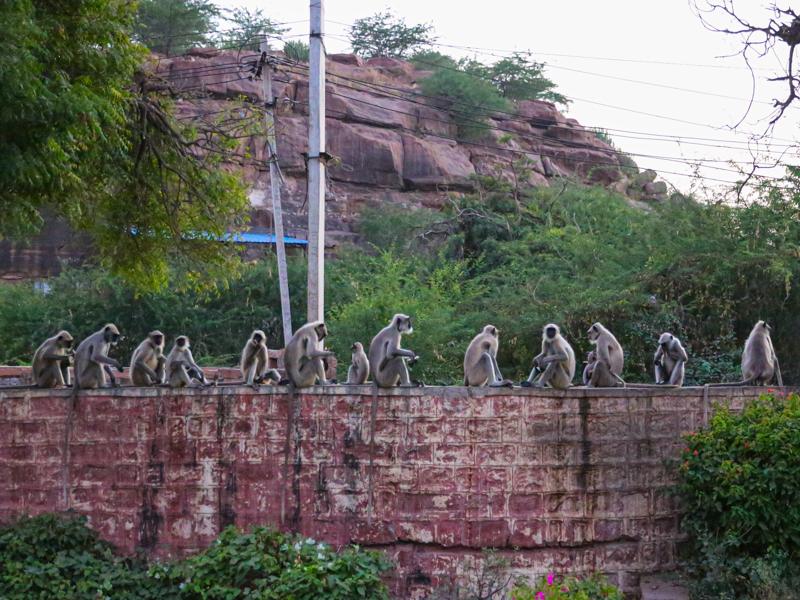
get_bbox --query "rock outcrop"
[157,48,666,247]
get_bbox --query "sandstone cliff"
[160,48,662,247]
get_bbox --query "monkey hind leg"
[521,365,542,387]
[484,353,514,388]
[375,357,409,388]
[668,362,685,386]
[654,363,666,385]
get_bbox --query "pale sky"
[217,0,799,195]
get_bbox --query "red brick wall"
[0,385,761,596]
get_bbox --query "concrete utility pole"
[260,35,293,346]
[306,0,327,322]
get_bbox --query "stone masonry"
[0,385,767,596]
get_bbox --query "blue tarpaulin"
[223,232,308,246]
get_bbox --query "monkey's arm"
[653,346,664,365]
[674,345,688,363]
[531,351,545,367]
[539,352,568,365]
[40,351,68,361]
[134,358,160,382]
[90,346,122,370]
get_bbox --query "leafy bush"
[677,393,800,598]
[511,572,624,599]
[349,10,435,59]
[214,7,287,52]
[284,40,310,62]
[0,513,154,600]
[0,514,391,600]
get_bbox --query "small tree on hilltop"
[215,7,288,52]
[133,0,218,55]
[471,52,568,105]
[349,10,436,59]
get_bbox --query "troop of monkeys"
[30,315,783,391]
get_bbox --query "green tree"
[216,7,288,52]
[349,10,436,59]
[414,54,509,138]
[133,0,218,56]
[469,52,567,105]
[0,0,254,292]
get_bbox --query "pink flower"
[536,593,545,600]
[547,572,555,585]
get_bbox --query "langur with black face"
[130,331,166,386]
[368,314,420,388]
[586,322,625,388]
[523,323,575,390]
[165,335,209,388]
[284,321,335,388]
[654,332,688,386]
[73,324,124,389]
[346,342,370,385]
[32,330,74,388]
[463,325,513,387]
[240,329,281,387]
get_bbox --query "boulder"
[329,53,363,67]
[643,181,668,196]
[327,120,404,188]
[401,134,475,190]
[516,100,561,128]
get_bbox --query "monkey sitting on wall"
[32,330,74,388]
[284,321,335,388]
[463,325,513,387]
[165,336,209,388]
[368,314,421,388]
[709,320,782,386]
[346,342,370,385]
[654,332,688,386]
[241,329,281,387]
[130,331,166,386]
[522,323,575,390]
[73,324,124,389]
[586,322,625,388]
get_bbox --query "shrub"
[677,393,800,597]
[284,39,310,62]
[511,572,624,599]
[349,10,435,59]
[0,514,392,600]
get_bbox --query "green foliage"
[215,8,288,52]
[0,515,391,600]
[349,10,436,59]
[416,58,510,138]
[133,0,218,55]
[157,526,391,599]
[327,250,484,384]
[284,40,310,63]
[677,394,800,597]
[0,0,142,239]
[0,255,309,366]
[413,51,566,138]
[0,513,155,600]
[1,0,254,292]
[512,572,624,599]
[465,52,567,105]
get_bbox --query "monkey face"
[57,332,74,348]
[658,332,673,347]
[484,325,498,337]
[176,336,188,348]
[252,333,263,345]
[544,324,559,340]
[351,342,360,352]
[587,324,600,341]
[150,331,164,347]
[586,350,596,363]
[316,323,328,341]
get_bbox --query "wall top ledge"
[0,383,793,400]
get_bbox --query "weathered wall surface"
[0,385,759,596]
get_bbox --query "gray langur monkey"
[710,320,782,386]
[522,323,575,389]
[654,332,688,386]
[130,331,166,386]
[581,350,597,386]
[586,322,625,388]
[32,330,74,388]
[284,321,334,388]
[241,329,281,387]
[463,325,513,387]
[346,342,370,385]
[368,314,421,388]
[165,335,209,388]
[73,324,124,389]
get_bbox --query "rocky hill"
[159,48,665,247]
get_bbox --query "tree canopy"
[349,10,436,59]
[132,0,218,56]
[0,0,254,292]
